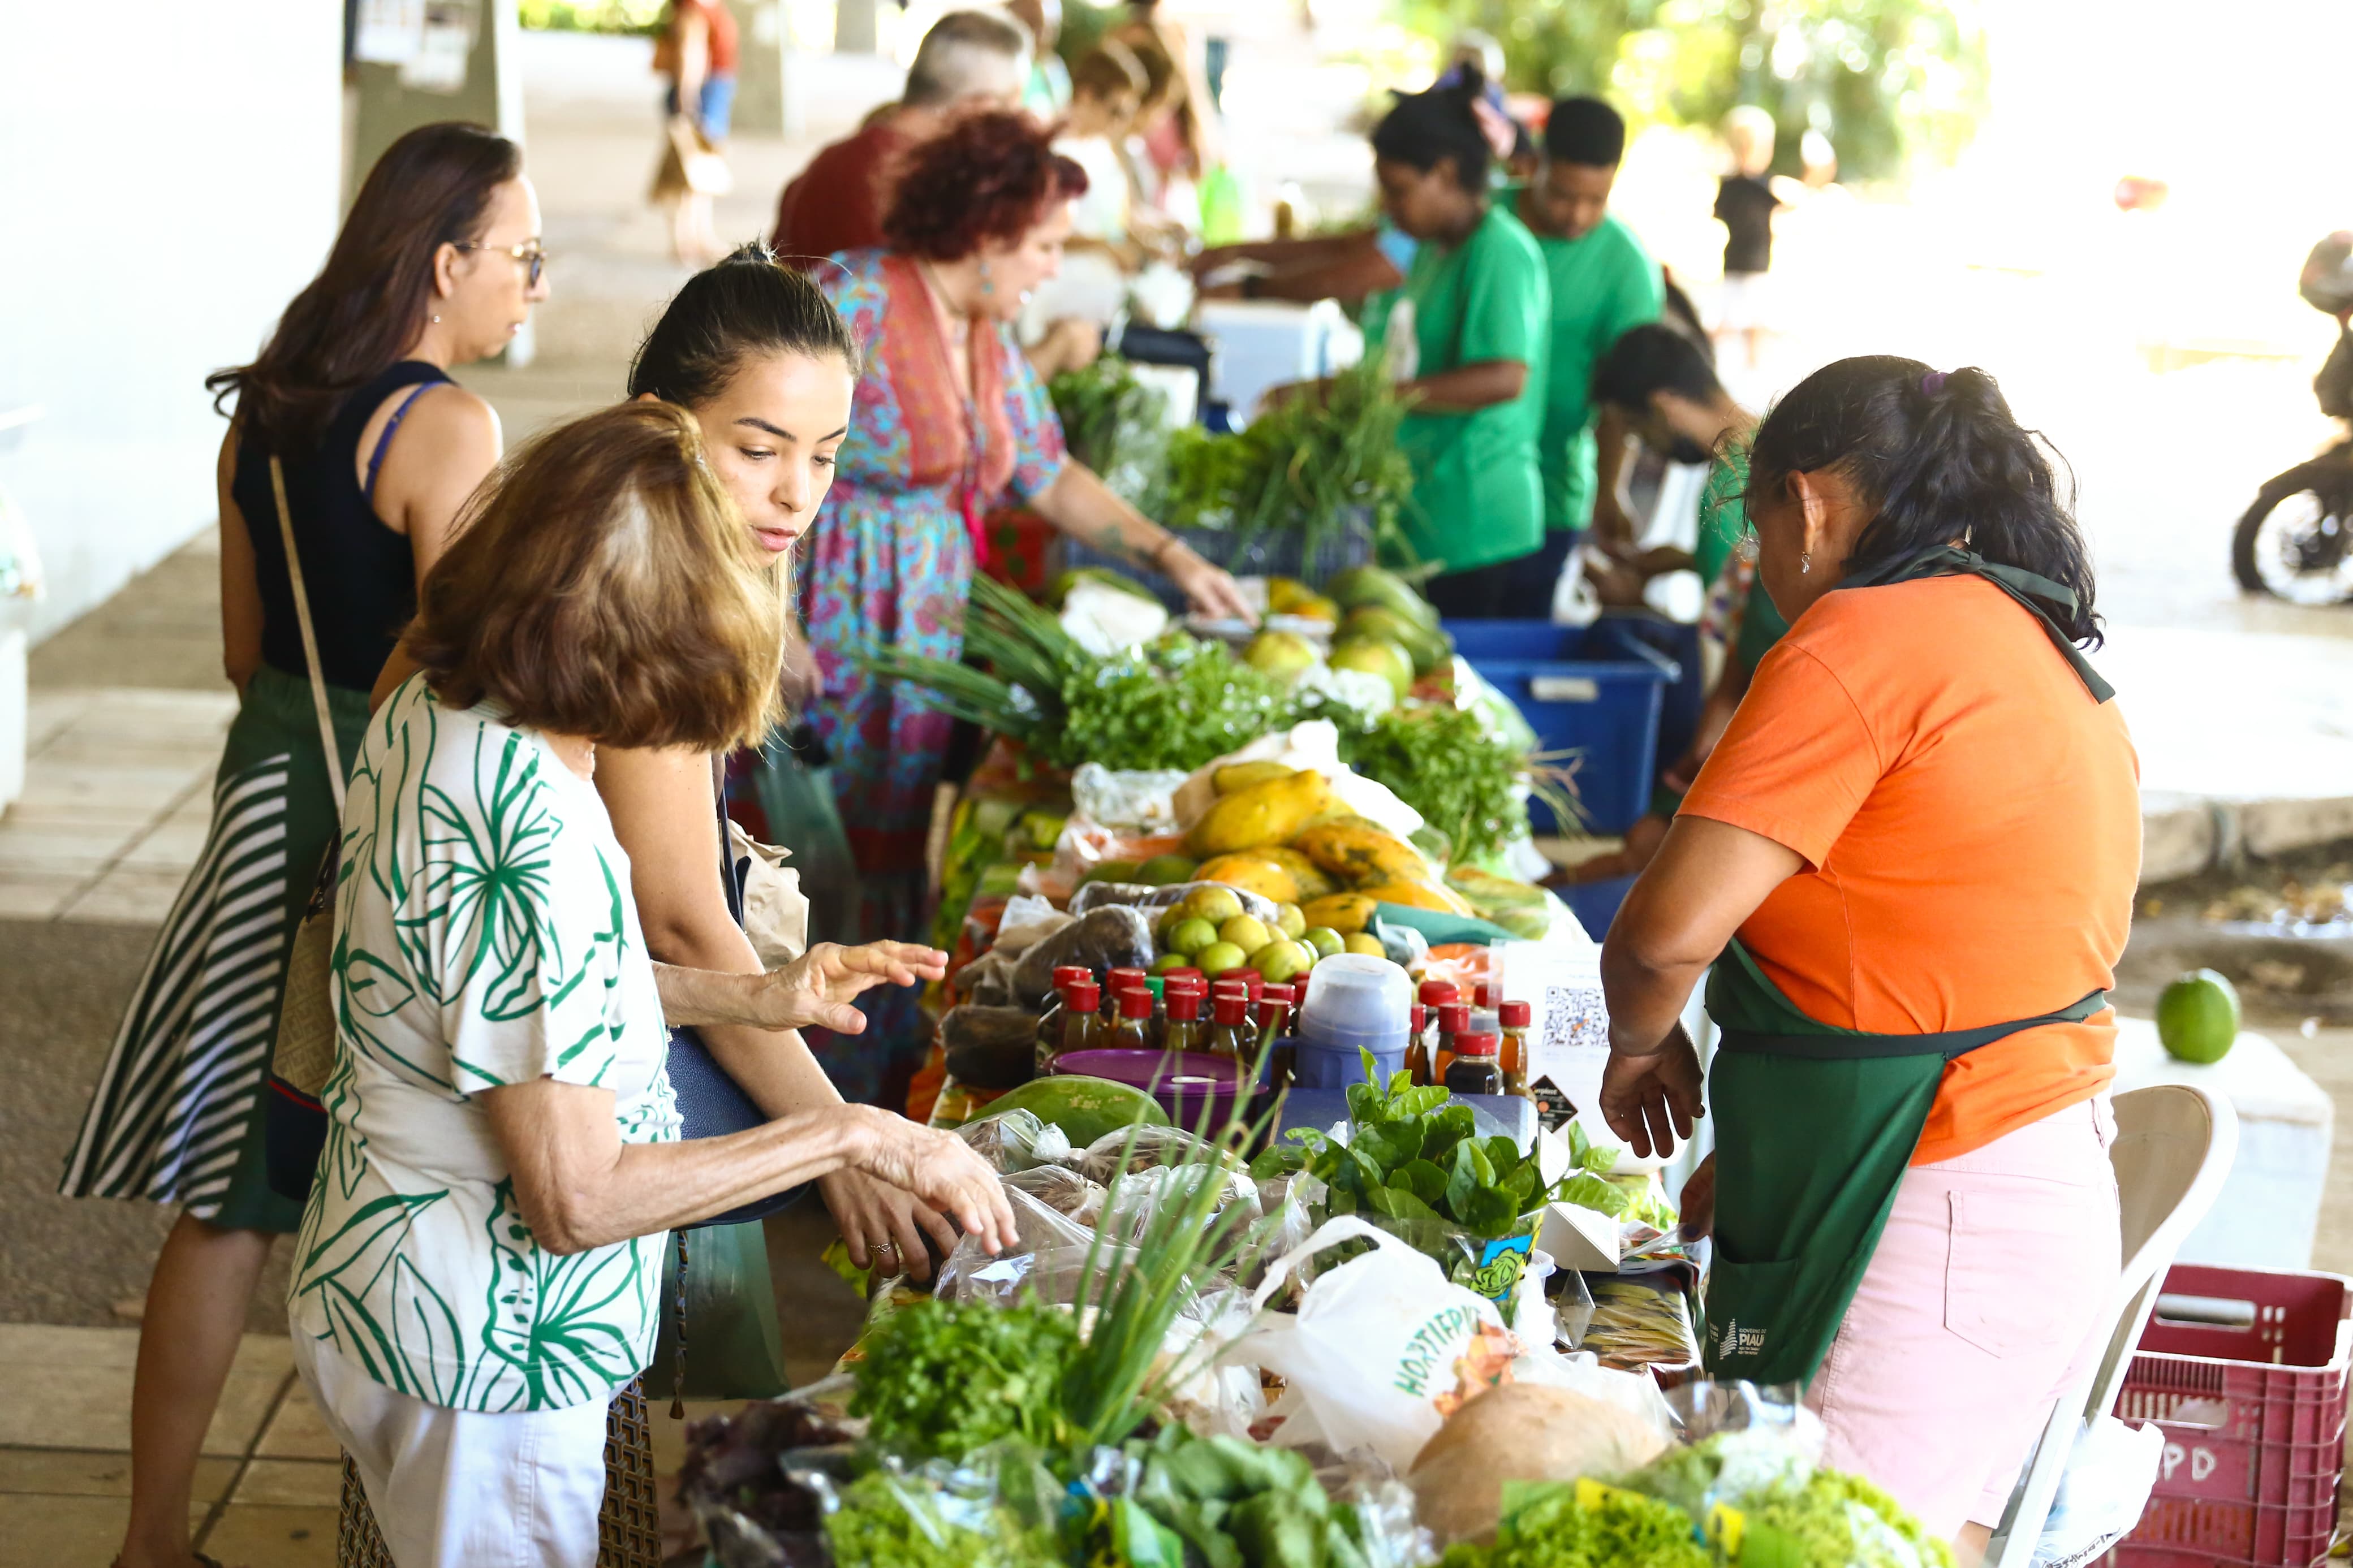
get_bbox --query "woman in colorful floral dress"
[782,108,1251,1108]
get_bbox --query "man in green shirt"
[1356,71,1552,617]
[1506,97,1664,617]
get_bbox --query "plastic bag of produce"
[1070,762,1191,830]
[1406,1380,1675,1545]
[991,893,1073,954]
[1068,878,1282,926]
[680,1397,856,1568]
[1099,1160,1263,1246]
[1170,720,1425,839]
[1077,1125,1243,1183]
[952,947,1022,1008]
[1000,1163,1106,1224]
[940,1241,1141,1309]
[933,1185,1102,1304]
[2032,1416,2162,1568]
[801,1449,1066,1568]
[1011,904,1157,1007]
[1220,1215,1516,1471]
[951,1109,1074,1173]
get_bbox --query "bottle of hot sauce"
[1435,1003,1468,1084]
[1109,986,1155,1052]
[1162,986,1206,1056]
[1498,1000,1533,1100]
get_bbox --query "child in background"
[1713,105,1782,369]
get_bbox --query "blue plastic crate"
[1443,618,1679,835]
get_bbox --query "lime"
[1251,941,1311,984]
[1303,926,1346,958]
[1219,914,1273,955]
[2157,969,2240,1064]
[1195,941,1248,978]
[1084,858,1141,885]
[1166,917,1219,956]
[1151,952,1191,975]
[1343,932,1386,957]
[1184,887,1246,926]
[1274,902,1307,938]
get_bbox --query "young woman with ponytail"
[1594,356,2139,1554]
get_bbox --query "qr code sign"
[1542,983,1609,1051]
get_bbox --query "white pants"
[292,1333,611,1568]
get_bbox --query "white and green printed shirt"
[290,676,680,1413]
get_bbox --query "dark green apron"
[1697,544,2113,1388]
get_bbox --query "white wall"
[0,1,344,643]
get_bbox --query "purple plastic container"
[1053,1049,1253,1131]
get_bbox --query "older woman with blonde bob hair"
[288,401,1014,1567]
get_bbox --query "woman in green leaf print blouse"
[288,403,1015,1566]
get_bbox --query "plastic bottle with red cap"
[1108,984,1155,1052]
[1498,999,1532,1099]
[1443,1027,1504,1096]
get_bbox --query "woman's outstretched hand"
[742,941,949,1035]
[818,1167,962,1282]
[1165,545,1256,623]
[1597,1021,1706,1159]
[844,1108,1016,1258]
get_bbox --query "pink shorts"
[1807,1095,2120,1537]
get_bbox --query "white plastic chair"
[1983,1084,2240,1567]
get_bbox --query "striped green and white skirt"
[59,665,369,1232]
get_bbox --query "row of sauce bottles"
[1036,964,1304,1083]
[1404,979,1532,1102]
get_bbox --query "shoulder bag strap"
[268,455,348,813]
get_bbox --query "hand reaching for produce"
[819,1166,961,1283]
[744,940,949,1035]
[848,1110,1016,1256]
[1598,1022,1705,1159]
[1163,543,1256,623]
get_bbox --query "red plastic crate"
[2109,1264,2352,1568]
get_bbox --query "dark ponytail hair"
[1749,356,2102,646]
[628,243,861,408]
[1371,66,1493,191]
[209,122,520,452]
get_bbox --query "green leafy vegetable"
[823,1468,1061,1568]
[1115,1427,1373,1568]
[1315,699,1558,861]
[847,1299,1079,1460]
[1251,1056,1570,1240]
[1046,355,1172,507]
[1438,1479,1709,1568]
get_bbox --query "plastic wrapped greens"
[1076,1124,1245,1183]
[951,1109,1076,1173]
[1001,1164,1107,1225]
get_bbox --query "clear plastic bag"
[1098,1160,1264,1246]
[937,1240,1141,1308]
[1000,1163,1107,1225]
[952,1109,1074,1174]
[1069,878,1282,926]
[1076,1124,1243,1183]
[1070,762,1191,830]
[1011,905,1157,1007]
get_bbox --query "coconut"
[1406,1383,1673,1545]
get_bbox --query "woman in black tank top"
[66,121,548,1568]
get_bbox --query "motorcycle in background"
[2233,234,2353,602]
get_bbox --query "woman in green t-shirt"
[1361,70,1553,617]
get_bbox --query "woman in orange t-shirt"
[1597,356,2138,1551]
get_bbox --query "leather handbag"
[260,455,352,1201]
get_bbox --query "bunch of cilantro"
[1052,636,1300,774]
[1328,702,1531,862]
[1438,1480,1708,1568]
[846,1299,1079,1462]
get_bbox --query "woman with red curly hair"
[779,108,1250,1108]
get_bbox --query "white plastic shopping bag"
[1219,1215,1515,1470]
[2033,1416,2163,1568]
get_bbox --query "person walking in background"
[1007,0,1072,117]
[1354,69,1552,617]
[777,110,1250,1109]
[1714,105,1782,370]
[63,121,545,1568]
[1056,42,1155,266]
[1507,96,1664,618]
[770,10,1032,262]
[653,0,740,264]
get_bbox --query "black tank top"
[232,361,451,693]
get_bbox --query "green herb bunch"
[1252,1056,1602,1239]
[847,1299,1080,1461]
[1438,1480,1709,1568]
[1047,355,1172,508]
[1107,1427,1382,1568]
[1326,701,1531,861]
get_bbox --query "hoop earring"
[1800,552,1811,574]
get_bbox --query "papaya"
[1446,865,1549,916]
[1193,852,1301,906]
[1253,845,1339,901]
[1360,879,1477,916]
[1290,821,1434,885]
[1326,564,1440,629]
[971,1074,1169,1148]
[1265,576,1316,614]
[1213,759,1298,796]
[1300,892,1379,935]
[1187,769,1332,857]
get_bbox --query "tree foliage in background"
[1392,0,1987,180]
[520,0,666,33]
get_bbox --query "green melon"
[2157,969,2240,1064]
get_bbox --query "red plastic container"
[2109,1264,2352,1568]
